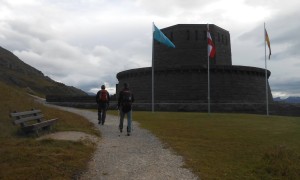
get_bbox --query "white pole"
[207,24,210,114]
[152,23,155,112]
[264,22,269,116]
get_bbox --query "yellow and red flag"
[265,28,271,59]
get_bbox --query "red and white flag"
[207,30,216,58]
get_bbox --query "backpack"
[121,90,132,113]
[122,90,132,103]
[99,90,108,102]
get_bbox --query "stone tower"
[117,24,273,107]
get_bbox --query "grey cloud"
[238,10,300,41]
[134,0,217,15]
[9,20,55,42]
[271,79,300,97]
[245,0,300,10]
[66,73,118,93]
[238,9,300,62]
[12,37,130,95]
[1,0,300,97]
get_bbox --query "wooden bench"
[10,109,58,136]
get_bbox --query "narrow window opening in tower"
[195,30,198,40]
[225,36,228,45]
[203,30,206,40]
[222,34,224,43]
[187,30,190,40]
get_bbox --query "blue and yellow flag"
[153,23,175,48]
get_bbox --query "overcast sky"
[1,0,299,98]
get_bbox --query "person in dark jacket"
[96,85,110,125]
[118,83,134,136]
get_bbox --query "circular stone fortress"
[116,24,273,112]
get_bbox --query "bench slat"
[31,118,58,129]
[23,118,58,132]
[13,114,44,125]
[10,110,41,117]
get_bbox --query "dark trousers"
[98,103,108,124]
[119,110,132,133]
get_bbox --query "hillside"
[0,81,99,179]
[0,46,87,97]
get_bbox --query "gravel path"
[46,104,198,180]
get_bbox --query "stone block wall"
[117,65,272,103]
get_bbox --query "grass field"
[112,111,300,179]
[2,80,300,179]
[0,82,100,179]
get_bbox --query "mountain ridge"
[274,96,300,103]
[0,46,87,97]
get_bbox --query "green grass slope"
[130,111,300,179]
[0,82,99,179]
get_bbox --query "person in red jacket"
[96,85,110,125]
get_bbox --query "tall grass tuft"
[255,145,300,179]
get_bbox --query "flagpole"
[207,24,210,114]
[264,22,269,116]
[151,23,176,112]
[152,23,155,112]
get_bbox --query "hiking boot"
[98,121,101,124]
[127,133,130,136]
[119,128,123,133]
